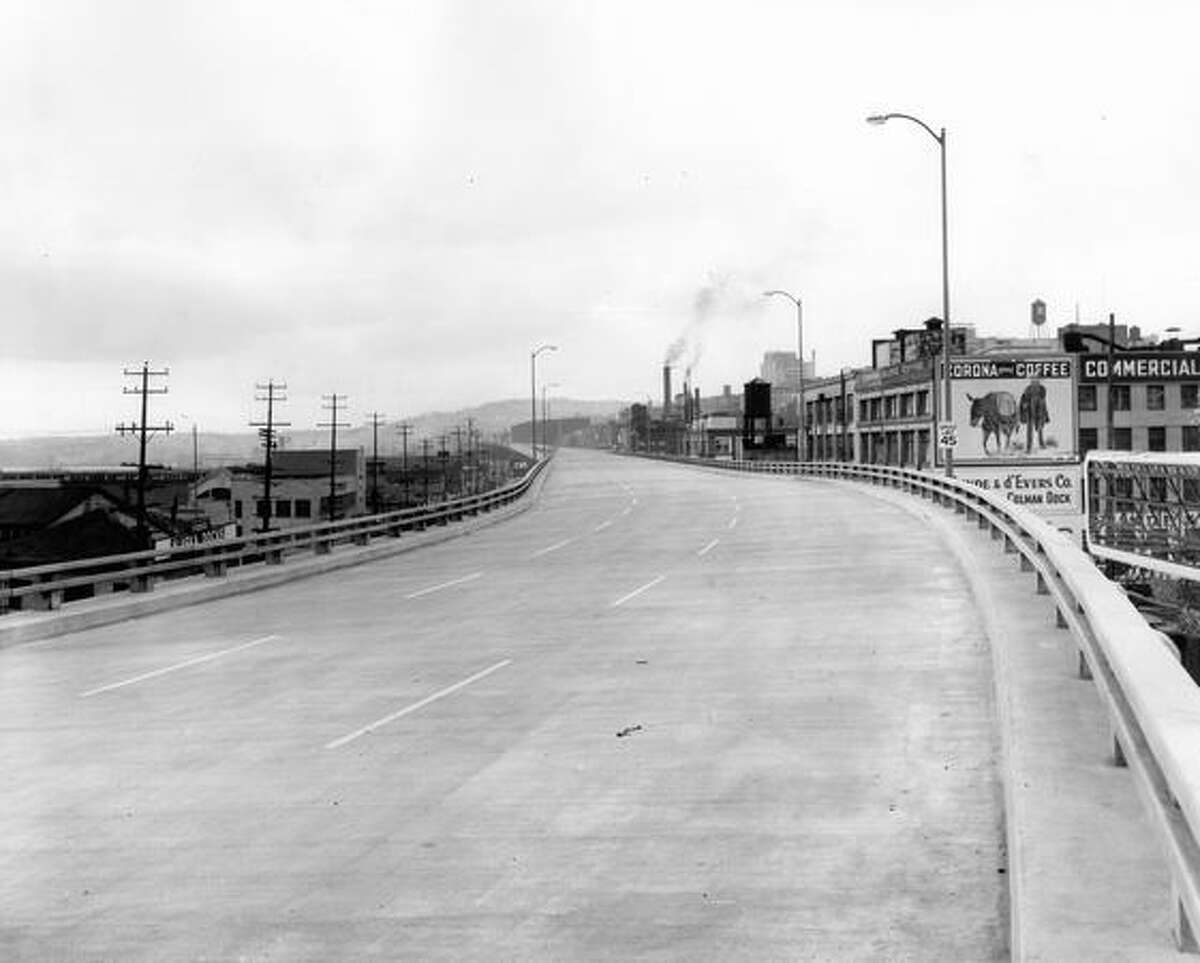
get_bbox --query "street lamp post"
[763,289,806,463]
[867,111,954,476]
[530,344,557,460]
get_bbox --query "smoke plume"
[662,271,763,376]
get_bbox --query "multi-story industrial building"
[1068,323,1200,454]
[630,312,1199,475]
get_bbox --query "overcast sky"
[2,0,1198,436]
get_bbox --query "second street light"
[530,343,557,460]
[867,110,954,476]
[763,289,806,463]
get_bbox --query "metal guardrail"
[0,459,550,616]
[641,452,1200,953]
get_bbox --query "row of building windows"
[1078,383,1200,412]
[1078,425,1200,454]
[233,498,316,519]
[805,393,856,426]
[856,390,929,424]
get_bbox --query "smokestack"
[694,387,701,420]
[663,365,672,418]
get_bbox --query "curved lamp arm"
[866,112,943,146]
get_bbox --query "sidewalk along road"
[1,448,1005,961]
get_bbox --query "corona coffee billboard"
[947,355,1080,535]
[947,356,1076,464]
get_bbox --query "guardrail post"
[1172,887,1199,952]
[1035,571,1050,595]
[1019,554,1034,572]
[27,581,63,610]
[1078,650,1093,680]
[130,572,154,593]
[1056,606,1068,628]
[1112,732,1128,767]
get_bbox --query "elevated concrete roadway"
[0,448,1144,959]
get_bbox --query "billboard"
[947,356,1076,464]
[956,463,1083,540]
[956,464,1080,514]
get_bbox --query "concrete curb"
[828,477,1178,962]
[0,465,553,649]
[860,484,1021,958]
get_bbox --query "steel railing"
[0,459,550,616]
[635,452,1200,953]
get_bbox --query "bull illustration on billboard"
[967,390,1018,453]
[967,379,1052,455]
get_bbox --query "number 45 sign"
[938,421,958,449]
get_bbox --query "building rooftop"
[0,486,121,529]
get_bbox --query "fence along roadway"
[2,448,1006,960]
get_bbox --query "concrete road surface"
[2,449,1005,961]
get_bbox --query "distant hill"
[0,398,627,470]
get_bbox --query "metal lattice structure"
[1085,450,1200,581]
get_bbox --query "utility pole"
[438,434,450,500]
[396,422,413,506]
[1107,312,1116,449]
[366,411,385,513]
[249,380,289,533]
[318,394,349,521]
[116,362,173,547]
[467,417,476,495]
[421,437,431,503]
[452,425,465,496]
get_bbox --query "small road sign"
[938,422,958,449]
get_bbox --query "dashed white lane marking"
[698,538,720,557]
[80,634,281,697]
[621,506,633,516]
[594,520,612,532]
[405,571,484,599]
[326,659,512,749]
[611,575,666,608]
[531,538,574,558]
[728,515,739,530]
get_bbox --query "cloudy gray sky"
[2,0,1198,436]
